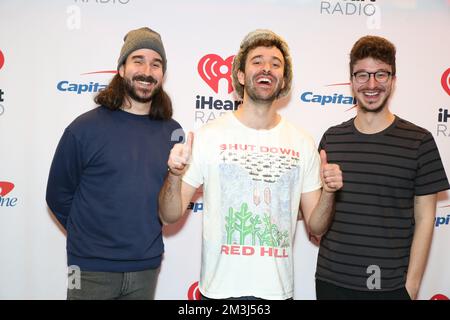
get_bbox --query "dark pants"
[201,293,293,300]
[201,293,264,300]
[316,279,411,300]
[67,268,159,300]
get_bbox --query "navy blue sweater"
[46,106,182,272]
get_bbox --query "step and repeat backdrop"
[0,0,449,299]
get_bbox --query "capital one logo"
[187,281,201,300]
[441,68,450,96]
[0,181,17,207]
[0,181,14,197]
[56,70,112,94]
[198,54,234,94]
[0,49,4,70]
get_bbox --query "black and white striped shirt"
[316,116,449,291]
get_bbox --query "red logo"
[198,54,234,94]
[80,70,117,75]
[442,68,450,96]
[325,82,351,87]
[430,294,449,300]
[187,281,201,300]
[0,49,4,70]
[0,181,14,197]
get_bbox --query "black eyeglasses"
[352,71,392,84]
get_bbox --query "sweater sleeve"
[46,129,83,229]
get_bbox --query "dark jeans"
[67,268,159,300]
[316,279,411,300]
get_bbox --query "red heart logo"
[0,181,14,197]
[198,54,234,94]
[441,68,450,96]
[0,49,4,70]
[430,294,449,300]
[187,281,201,300]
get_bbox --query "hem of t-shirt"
[415,185,450,196]
[67,253,162,272]
[315,276,406,292]
[301,183,322,194]
[199,286,293,300]
[182,175,202,189]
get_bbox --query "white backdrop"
[0,0,449,300]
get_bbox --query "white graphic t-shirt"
[183,112,321,299]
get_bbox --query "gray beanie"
[117,27,167,73]
[232,29,292,99]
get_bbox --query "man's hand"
[168,132,193,176]
[320,150,343,192]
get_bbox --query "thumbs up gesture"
[168,132,194,176]
[320,150,343,193]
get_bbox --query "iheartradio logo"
[198,54,234,94]
[0,181,14,197]
[0,49,4,70]
[430,293,449,300]
[441,68,450,96]
[187,281,201,300]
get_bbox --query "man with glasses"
[315,35,449,300]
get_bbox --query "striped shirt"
[316,116,449,291]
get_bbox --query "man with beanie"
[159,29,343,299]
[46,27,182,300]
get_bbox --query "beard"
[358,97,388,113]
[244,72,283,104]
[123,74,160,103]
[356,87,391,114]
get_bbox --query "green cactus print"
[249,215,261,246]
[225,207,237,245]
[225,202,289,248]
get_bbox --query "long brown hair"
[94,74,173,120]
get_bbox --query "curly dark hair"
[231,30,293,99]
[94,74,173,120]
[350,35,396,77]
